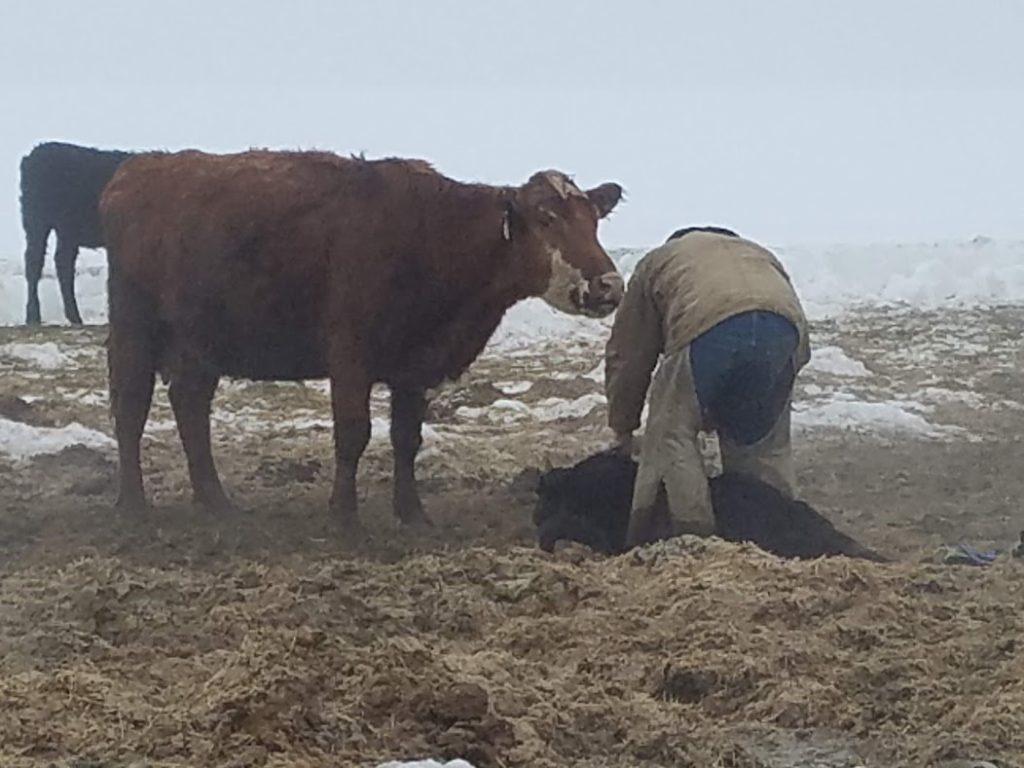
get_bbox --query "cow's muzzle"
[576,272,624,318]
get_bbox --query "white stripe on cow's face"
[540,247,588,314]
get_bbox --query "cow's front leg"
[390,386,431,525]
[329,373,371,525]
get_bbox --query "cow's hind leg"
[328,372,372,526]
[55,239,83,325]
[108,283,157,510]
[168,368,233,511]
[23,223,48,325]
[390,386,431,525]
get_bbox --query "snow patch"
[370,416,443,443]
[912,387,987,409]
[376,761,476,768]
[0,417,115,460]
[583,361,605,382]
[793,394,958,438]
[532,394,606,422]
[494,380,533,395]
[1,342,76,370]
[456,394,605,424]
[805,346,871,378]
[456,399,532,424]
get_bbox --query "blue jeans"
[689,310,798,446]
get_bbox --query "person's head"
[665,225,740,243]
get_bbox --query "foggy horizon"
[3,1,1023,251]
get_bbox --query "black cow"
[20,141,133,325]
[534,451,887,562]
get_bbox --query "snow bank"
[376,761,476,768]
[489,297,611,351]
[490,238,1024,349]
[0,248,107,326]
[4,238,1024,345]
[776,236,1024,320]
[0,417,115,460]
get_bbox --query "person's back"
[611,229,809,365]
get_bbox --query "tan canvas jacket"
[605,232,811,435]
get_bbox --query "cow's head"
[505,171,624,317]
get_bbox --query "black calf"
[534,451,887,562]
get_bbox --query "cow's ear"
[502,200,528,242]
[586,182,623,219]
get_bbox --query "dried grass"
[1,538,1021,767]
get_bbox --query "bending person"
[605,226,811,546]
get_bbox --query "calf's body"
[534,451,886,562]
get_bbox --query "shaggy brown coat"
[101,149,623,527]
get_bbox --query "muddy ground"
[1,308,1023,767]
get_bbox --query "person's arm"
[605,264,663,447]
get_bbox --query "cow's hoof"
[328,508,366,540]
[113,494,149,513]
[395,498,433,527]
[401,513,434,529]
[329,494,361,527]
[195,491,240,515]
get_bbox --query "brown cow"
[100,150,624,528]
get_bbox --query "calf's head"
[533,452,636,554]
[506,171,624,318]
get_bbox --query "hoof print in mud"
[655,664,721,704]
[255,457,323,487]
[0,394,54,427]
[30,445,117,497]
[365,679,514,768]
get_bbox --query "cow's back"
[21,142,130,245]
[101,150,459,381]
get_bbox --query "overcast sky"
[2,0,1023,253]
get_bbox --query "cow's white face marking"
[540,247,589,314]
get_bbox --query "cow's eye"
[538,207,559,225]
